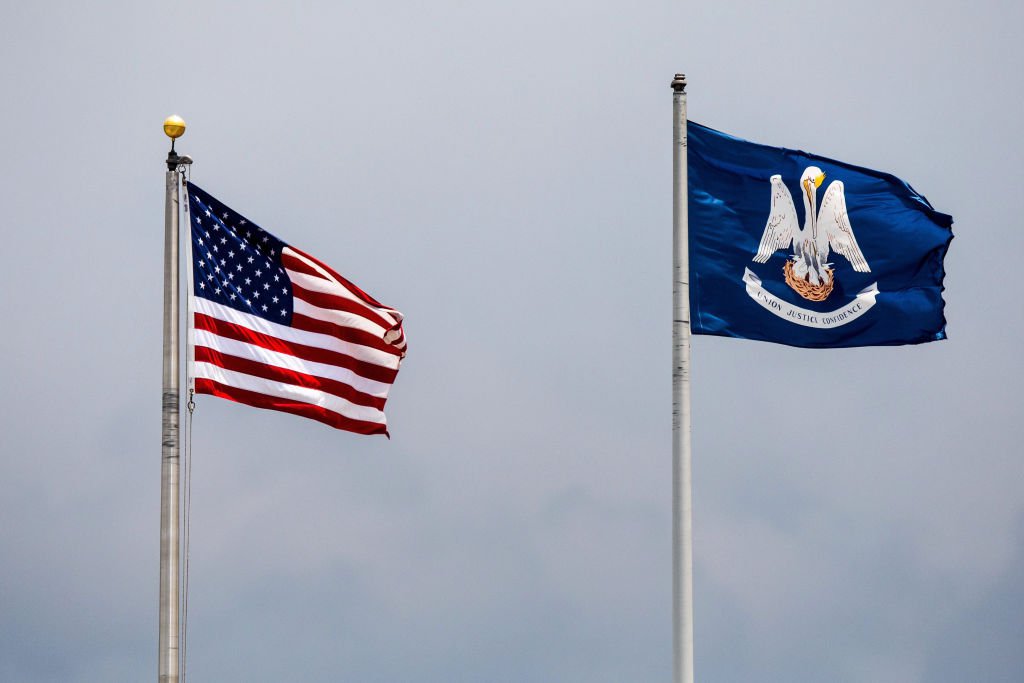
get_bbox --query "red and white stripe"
[191,246,406,436]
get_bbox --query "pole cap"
[671,74,687,92]
[163,115,186,139]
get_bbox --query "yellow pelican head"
[801,166,826,208]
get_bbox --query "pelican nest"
[783,260,834,302]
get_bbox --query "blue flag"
[688,121,953,348]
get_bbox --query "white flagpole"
[159,115,187,683]
[671,74,694,683]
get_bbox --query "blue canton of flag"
[185,182,406,436]
[189,185,293,322]
[688,121,953,348]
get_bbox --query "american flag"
[185,182,406,436]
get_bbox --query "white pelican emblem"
[753,166,870,301]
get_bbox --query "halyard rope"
[180,173,195,682]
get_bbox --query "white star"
[245,299,251,306]
[227,273,234,280]
[280,309,287,316]
[198,260,205,267]
[207,274,214,281]
[198,282,205,290]
[197,238,204,246]
[236,264,243,272]
[261,304,268,312]
[214,265,221,273]
[212,245,218,253]
[215,287,221,294]
[273,275,280,282]
[253,291,260,299]
[222,212,228,219]
[262,236,269,243]
[245,278,252,285]
[247,256,254,264]
[204,210,211,217]
[228,250,235,258]
[220,237,227,245]
[212,224,220,231]
[263,283,270,290]
[255,269,262,277]
[229,293,236,301]
[281,288,287,294]
[270,249,276,256]
[220,259,226,266]
[240,219,247,225]
[204,231,210,238]
[272,296,279,303]
[195,216,202,225]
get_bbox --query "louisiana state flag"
[688,121,953,348]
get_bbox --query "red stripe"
[280,251,327,280]
[194,346,386,410]
[194,313,398,384]
[291,281,396,333]
[290,312,403,357]
[283,248,389,309]
[195,378,389,436]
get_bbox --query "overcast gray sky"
[2,1,1022,681]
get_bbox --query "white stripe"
[194,297,400,371]
[287,269,402,329]
[387,329,407,350]
[291,296,394,340]
[288,266,403,335]
[194,362,386,425]
[284,247,402,326]
[193,330,393,398]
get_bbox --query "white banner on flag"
[742,268,879,329]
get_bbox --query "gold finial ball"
[163,115,186,139]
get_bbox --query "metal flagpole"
[671,74,694,683]
[159,115,188,683]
